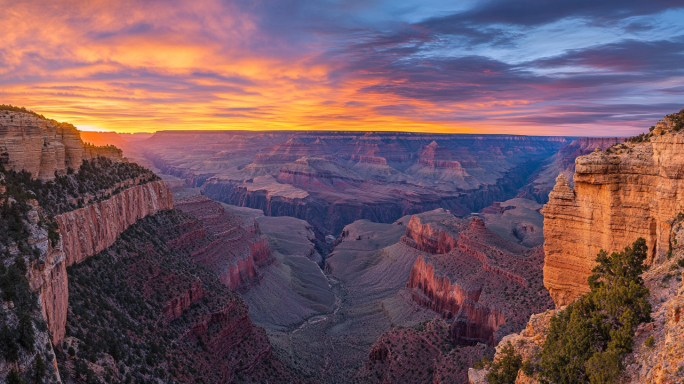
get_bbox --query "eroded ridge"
[403,211,552,346]
[174,195,274,291]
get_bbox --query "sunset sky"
[1,0,683,135]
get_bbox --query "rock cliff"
[0,111,122,180]
[174,195,274,291]
[57,180,173,266]
[467,310,556,384]
[543,118,684,306]
[30,180,173,345]
[472,210,684,384]
[404,211,553,346]
[58,210,306,383]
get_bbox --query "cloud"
[0,0,682,135]
[421,0,683,28]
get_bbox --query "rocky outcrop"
[56,180,173,266]
[543,124,684,306]
[404,210,553,346]
[408,256,481,319]
[163,279,204,321]
[175,195,275,291]
[620,213,684,383]
[361,318,491,384]
[59,210,305,384]
[402,214,463,254]
[451,299,506,346]
[17,204,65,381]
[468,310,555,384]
[0,111,122,180]
[477,206,684,384]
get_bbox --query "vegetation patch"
[1,157,159,217]
[478,238,652,383]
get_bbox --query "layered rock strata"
[138,131,568,235]
[543,123,684,306]
[517,137,623,203]
[404,211,553,346]
[468,310,556,384]
[57,180,173,266]
[174,195,274,291]
[59,210,306,384]
[473,210,684,384]
[0,111,122,180]
[32,180,173,345]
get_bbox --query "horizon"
[2,1,683,136]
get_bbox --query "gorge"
[3,105,680,384]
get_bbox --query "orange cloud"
[0,0,676,136]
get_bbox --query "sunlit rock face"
[543,126,684,307]
[0,111,122,180]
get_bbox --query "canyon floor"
[166,175,554,382]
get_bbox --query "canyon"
[0,111,302,383]
[137,131,572,235]
[469,110,684,383]
[6,105,670,384]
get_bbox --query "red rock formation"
[543,125,684,306]
[163,279,204,321]
[517,137,624,204]
[26,180,174,344]
[404,213,553,346]
[175,195,275,291]
[408,256,481,318]
[451,299,506,346]
[402,215,464,254]
[57,180,173,266]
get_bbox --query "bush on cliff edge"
[537,238,651,384]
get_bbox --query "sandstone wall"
[402,215,460,254]
[30,180,173,343]
[408,256,481,318]
[57,180,173,266]
[0,112,122,180]
[174,195,275,291]
[544,128,684,306]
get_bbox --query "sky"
[1,0,683,135]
